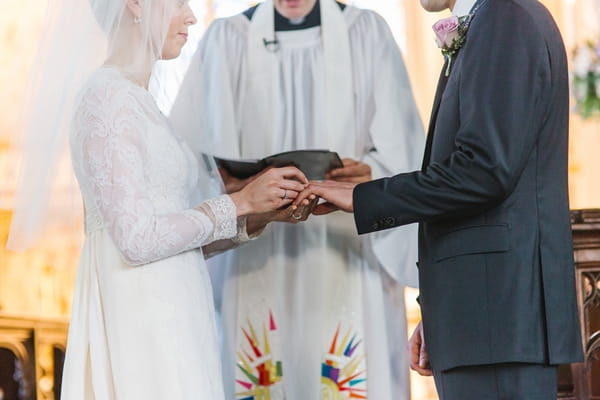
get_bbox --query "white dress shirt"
[453,0,478,16]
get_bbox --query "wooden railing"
[559,209,600,400]
[0,315,67,400]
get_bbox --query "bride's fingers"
[281,190,298,200]
[279,179,307,193]
[277,166,309,184]
[270,189,298,204]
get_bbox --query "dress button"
[385,217,396,227]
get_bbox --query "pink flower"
[433,16,461,49]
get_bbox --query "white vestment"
[171,2,425,399]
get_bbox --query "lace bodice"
[70,67,239,265]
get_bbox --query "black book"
[212,150,343,180]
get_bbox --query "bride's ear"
[125,0,142,22]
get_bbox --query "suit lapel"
[422,60,450,170]
[422,1,488,170]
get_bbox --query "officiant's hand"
[326,158,372,183]
[231,167,308,216]
[293,181,356,215]
[409,321,432,376]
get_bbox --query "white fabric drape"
[62,67,242,399]
[171,2,425,399]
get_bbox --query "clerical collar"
[452,0,478,16]
[244,0,346,31]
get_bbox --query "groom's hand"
[293,181,356,214]
[326,158,372,183]
[409,321,433,376]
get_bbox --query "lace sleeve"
[201,216,267,259]
[76,80,238,265]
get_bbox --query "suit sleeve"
[356,11,425,287]
[354,8,552,234]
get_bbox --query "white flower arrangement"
[572,41,600,119]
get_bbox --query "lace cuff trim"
[203,195,237,241]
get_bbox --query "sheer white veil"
[7,0,182,251]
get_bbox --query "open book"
[212,150,343,180]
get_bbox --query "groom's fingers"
[409,328,422,371]
[292,187,314,208]
[409,322,432,376]
[292,182,329,208]
[419,346,432,375]
[417,333,433,376]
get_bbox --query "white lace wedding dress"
[61,67,238,399]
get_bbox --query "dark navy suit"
[353,0,583,396]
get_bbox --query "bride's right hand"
[229,166,308,216]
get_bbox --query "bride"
[8,0,308,398]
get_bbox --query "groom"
[294,0,584,397]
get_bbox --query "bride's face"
[419,0,453,12]
[161,0,197,60]
[274,0,317,20]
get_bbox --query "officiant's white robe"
[171,2,425,399]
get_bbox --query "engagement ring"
[281,190,288,200]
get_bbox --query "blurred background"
[1,0,599,399]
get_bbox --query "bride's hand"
[230,166,308,216]
[219,168,256,194]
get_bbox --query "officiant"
[171,0,425,399]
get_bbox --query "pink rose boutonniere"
[433,15,469,76]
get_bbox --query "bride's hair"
[7,0,181,251]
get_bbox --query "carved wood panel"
[0,316,67,400]
[568,209,600,400]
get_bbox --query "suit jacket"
[353,0,584,371]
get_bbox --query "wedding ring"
[281,189,288,200]
[292,206,304,220]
